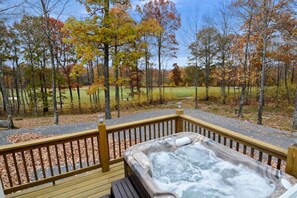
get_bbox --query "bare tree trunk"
[145,44,149,102]
[276,65,281,107]
[284,62,290,102]
[291,66,295,85]
[293,88,297,130]
[257,21,268,125]
[40,0,58,125]
[195,58,198,109]
[30,57,38,116]
[158,38,163,104]
[0,63,14,129]
[16,62,26,115]
[114,46,120,118]
[58,81,63,110]
[205,57,210,101]
[76,73,81,110]
[238,13,252,117]
[103,0,111,119]
[221,52,226,104]
[12,62,20,115]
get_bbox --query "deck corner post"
[98,123,110,172]
[285,144,297,178]
[175,109,184,133]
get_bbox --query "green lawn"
[61,86,224,106]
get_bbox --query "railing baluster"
[124,130,127,149]
[118,131,121,157]
[12,152,21,185]
[76,141,82,169]
[21,151,30,183]
[158,123,161,137]
[212,133,216,141]
[229,140,233,149]
[236,142,240,151]
[97,135,101,163]
[149,125,152,140]
[38,148,46,179]
[243,145,247,154]
[134,128,137,144]
[3,154,13,187]
[47,146,54,178]
[267,155,272,165]
[55,145,61,174]
[143,126,147,142]
[139,127,142,142]
[112,132,116,158]
[91,137,96,164]
[207,130,211,138]
[129,129,132,146]
[167,121,169,135]
[30,150,38,181]
[258,151,263,162]
[203,128,206,136]
[218,135,221,143]
[224,137,227,146]
[63,143,69,171]
[70,141,76,170]
[251,148,255,158]
[277,159,282,170]
[198,127,201,134]
[84,139,89,167]
[154,124,157,139]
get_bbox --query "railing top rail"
[106,114,178,133]
[0,114,178,154]
[0,129,98,153]
[180,114,287,160]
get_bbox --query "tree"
[171,63,182,86]
[186,9,200,109]
[15,16,44,116]
[190,26,218,101]
[215,2,234,104]
[293,89,297,130]
[39,0,61,124]
[142,0,181,104]
[252,0,278,125]
[65,0,130,119]
[0,21,15,128]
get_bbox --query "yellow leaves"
[70,63,86,77]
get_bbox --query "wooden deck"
[6,162,124,198]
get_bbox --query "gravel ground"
[0,109,296,149]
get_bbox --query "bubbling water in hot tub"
[148,142,276,198]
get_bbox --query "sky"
[53,0,229,69]
[1,0,231,69]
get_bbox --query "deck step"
[111,178,139,198]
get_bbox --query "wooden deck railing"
[180,114,288,169]
[0,129,101,194]
[0,109,296,195]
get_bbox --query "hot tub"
[124,132,297,198]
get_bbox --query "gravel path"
[0,109,296,149]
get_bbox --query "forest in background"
[0,0,296,130]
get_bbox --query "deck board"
[6,162,124,198]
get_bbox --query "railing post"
[285,144,297,178]
[175,109,184,133]
[98,121,110,172]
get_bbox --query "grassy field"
[6,85,296,132]
[62,86,224,106]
